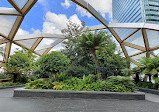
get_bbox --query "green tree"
[4,49,34,83]
[139,57,159,82]
[35,52,70,78]
[78,31,108,76]
[132,67,141,83]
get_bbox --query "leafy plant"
[35,52,70,78]
[65,65,91,78]
[4,49,35,83]
[26,75,136,92]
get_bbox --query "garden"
[1,22,159,92]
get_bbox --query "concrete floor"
[0,88,159,112]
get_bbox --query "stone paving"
[0,88,159,112]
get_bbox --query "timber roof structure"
[0,0,159,67]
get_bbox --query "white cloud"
[42,11,81,34]
[76,0,112,18]
[61,0,71,9]
[31,28,41,34]
[16,28,29,35]
[37,0,49,11]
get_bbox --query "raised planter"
[14,88,145,100]
[0,85,25,89]
[135,87,159,95]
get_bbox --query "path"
[0,88,159,112]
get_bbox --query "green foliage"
[35,51,70,78]
[0,82,22,87]
[132,67,141,75]
[139,57,159,76]
[26,79,53,89]
[4,49,36,83]
[98,51,130,77]
[65,65,91,78]
[26,75,136,92]
[121,68,132,76]
[62,30,129,78]
[0,73,10,79]
[136,81,154,89]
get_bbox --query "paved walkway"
[0,88,159,112]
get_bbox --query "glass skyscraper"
[112,0,159,24]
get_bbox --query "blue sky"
[16,0,112,35]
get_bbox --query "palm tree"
[139,57,159,82]
[132,67,141,83]
[78,31,108,78]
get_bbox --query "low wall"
[14,88,145,100]
[135,87,159,95]
[0,85,25,89]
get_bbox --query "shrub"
[35,52,70,78]
[26,75,136,92]
[0,73,10,79]
[136,81,154,89]
[26,79,53,89]
[65,65,90,78]
[0,82,22,87]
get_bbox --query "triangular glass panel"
[10,43,22,55]
[35,48,48,55]
[13,0,28,9]
[0,0,14,8]
[35,38,57,51]
[151,49,159,56]
[131,52,146,62]
[114,28,137,40]
[0,43,6,61]
[125,30,145,47]
[146,30,159,48]
[0,15,17,36]
[125,46,141,56]
[15,38,38,49]
[50,43,64,52]
[116,45,125,57]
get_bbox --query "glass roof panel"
[0,43,6,61]
[35,49,48,55]
[151,49,159,56]
[13,0,28,9]
[15,38,38,49]
[50,43,64,52]
[125,46,141,56]
[116,45,125,57]
[113,28,137,40]
[125,30,145,47]
[146,30,159,48]
[131,52,146,62]
[0,0,14,8]
[0,15,17,36]
[35,38,57,51]
[10,43,22,55]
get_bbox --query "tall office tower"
[112,0,159,24]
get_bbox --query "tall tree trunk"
[135,74,140,83]
[144,74,148,82]
[148,74,152,82]
[13,73,18,83]
[90,49,101,79]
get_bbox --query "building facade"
[112,0,159,24]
